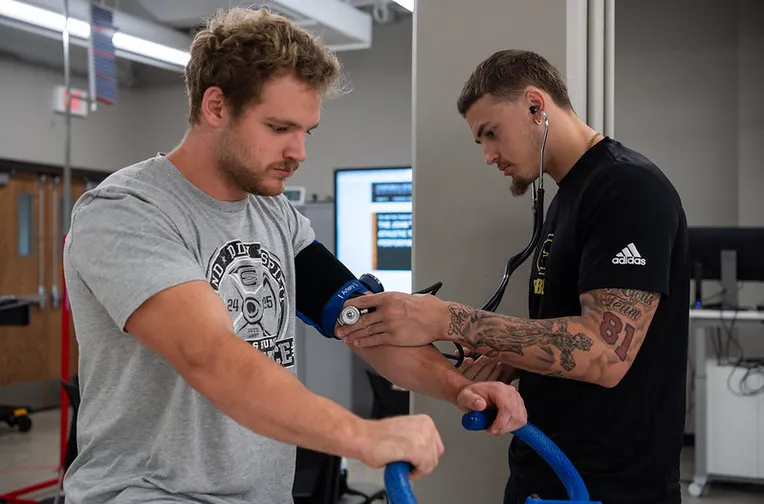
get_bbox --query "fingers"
[459,382,527,435]
[407,415,443,481]
[347,331,390,348]
[490,393,514,435]
[336,309,384,339]
[483,364,504,382]
[464,356,503,382]
[487,385,527,435]
[457,354,503,382]
[343,291,391,310]
[456,357,475,376]
[456,387,487,413]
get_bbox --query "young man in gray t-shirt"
[62,8,528,504]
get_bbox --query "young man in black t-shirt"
[335,50,691,504]
[499,132,691,504]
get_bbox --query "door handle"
[51,176,61,309]
[37,174,47,309]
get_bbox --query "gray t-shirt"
[62,154,316,504]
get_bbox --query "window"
[17,192,34,257]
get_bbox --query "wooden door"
[0,170,86,406]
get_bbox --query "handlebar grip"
[382,409,595,504]
[462,410,591,502]
[384,461,418,504]
[461,408,498,430]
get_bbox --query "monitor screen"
[688,226,764,282]
[334,167,412,294]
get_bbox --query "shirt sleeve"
[279,196,316,254]
[576,166,680,296]
[64,189,208,331]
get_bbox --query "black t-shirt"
[505,138,690,504]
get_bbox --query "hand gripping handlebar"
[383,408,601,504]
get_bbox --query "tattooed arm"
[444,289,660,388]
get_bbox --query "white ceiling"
[0,0,411,87]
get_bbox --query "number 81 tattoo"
[600,312,635,361]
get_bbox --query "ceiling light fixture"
[391,0,414,12]
[0,0,190,67]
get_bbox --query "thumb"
[457,387,487,412]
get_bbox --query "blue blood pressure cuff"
[295,241,369,338]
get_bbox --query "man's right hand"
[360,415,444,480]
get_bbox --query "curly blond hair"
[184,7,343,125]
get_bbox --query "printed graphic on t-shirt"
[533,233,554,295]
[206,240,294,368]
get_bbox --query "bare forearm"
[353,344,471,405]
[183,332,370,460]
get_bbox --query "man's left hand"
[455,381,527,435]
[334,292,448,347]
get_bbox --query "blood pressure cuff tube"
[295,241,368,339]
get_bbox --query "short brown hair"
[457,50,572,116]
[184,7,343,125]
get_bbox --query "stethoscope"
[439,106,550,367]
[338,107,550,369]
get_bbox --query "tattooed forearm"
[445,307,594,377]
[444,288,661,387]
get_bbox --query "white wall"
[738,0,764,228]
[616,0,764,323]
[736,0,764,335]
[0,54,144,172]
[616,0,764,437]
[615,0,740,227]
[614,0,762,234]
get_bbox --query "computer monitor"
[688,226,764,309]
[334,167,412,294]
[688,227,764,282]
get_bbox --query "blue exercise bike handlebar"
[383,409,601,504]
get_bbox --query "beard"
[510,177,533,197]
[214,124,298,197]
[509,123,545,197]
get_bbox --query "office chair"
[365,370,409,419]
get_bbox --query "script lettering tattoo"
[447,304,472,339]
[595,289,656,321]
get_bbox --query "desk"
[689,308,764,497]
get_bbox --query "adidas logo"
[612,243,646,266]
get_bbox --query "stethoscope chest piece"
[339,306,363,326]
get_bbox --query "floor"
[1,409,762,503]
